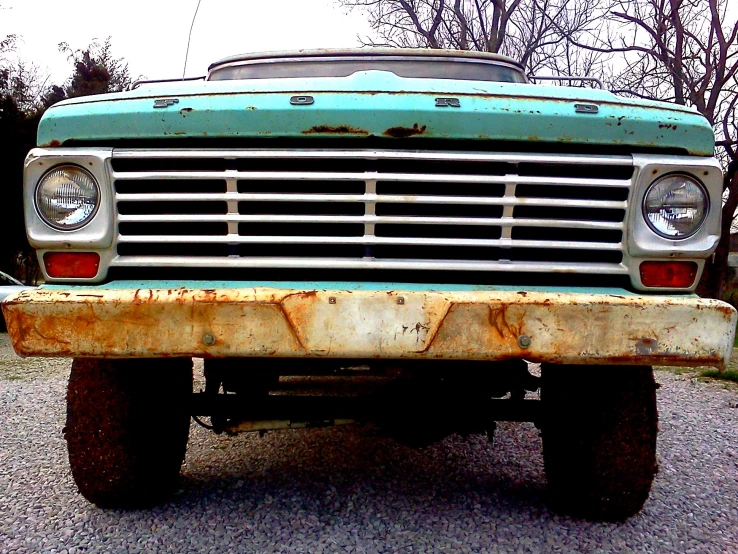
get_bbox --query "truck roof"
[207,48,525,72]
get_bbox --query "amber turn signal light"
[43,252,100,278]
[639,261,698,288]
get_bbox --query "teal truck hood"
[37,71,715,156]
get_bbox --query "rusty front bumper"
[2,287,736,368]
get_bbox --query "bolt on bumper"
[2,287,735,369]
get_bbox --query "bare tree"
[339,0,606,73]
[566,0,738,298]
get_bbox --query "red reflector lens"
[43,252,100,278]
[639,261,698,288]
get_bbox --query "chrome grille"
[111,150,632,274]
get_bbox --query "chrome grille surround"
[109,149,632,276]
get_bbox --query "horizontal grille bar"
[111,256,628,274]
[116,234,622,250]
[117,214,624,229]
[113,148,633,166]
[113,170,631,188]
[116,193,626,209]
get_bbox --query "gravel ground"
[1,332,737,553]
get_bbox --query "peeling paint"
[302,125,369,135]
[39,139,63,148]
[383,123,427,138]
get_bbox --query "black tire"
[541,365,658,521]
[65,358,193,508]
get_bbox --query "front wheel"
[541,365,658,521]
[65,358,193,508]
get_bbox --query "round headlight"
[35,165,100,230]
[643,174,707,239]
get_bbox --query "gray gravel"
[1,332,737,553]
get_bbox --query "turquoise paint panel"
[38,73,715,156]
[41,281,693,297]
[50,71,696,112]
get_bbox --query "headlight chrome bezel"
[34,164,101,231]
[642,172,709,240]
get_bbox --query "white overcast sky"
[1,1,737,87]
[0,0,377,83]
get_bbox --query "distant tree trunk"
[699,167,738,299]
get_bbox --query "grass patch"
[700,369,738,383]
[654,365,703,376]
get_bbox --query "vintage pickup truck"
[3,49,736,521]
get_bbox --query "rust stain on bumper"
[2,288,736,369]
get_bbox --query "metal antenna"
[182,0,203,79]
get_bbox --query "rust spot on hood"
[302,125,369,136]
[384,123,427,138]
[40,140,63,147]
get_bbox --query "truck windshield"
[208,58,526,83]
